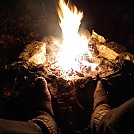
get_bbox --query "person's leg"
[90,80,111,133]
[97,97,134,134]
[29,77,60,134]
[0,77,60,134]
[0,118,42,134]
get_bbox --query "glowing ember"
[55,0,98,73]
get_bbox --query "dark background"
[0,0,134,53]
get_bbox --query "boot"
[29,77,60,134]
[90,80,110,132]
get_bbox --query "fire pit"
[19,0,132,83]
[0,0,134,133]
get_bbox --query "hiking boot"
[90,80,110,132]
[29,77,60,134]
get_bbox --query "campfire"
[25,0,99,81]
[0,0,134,134]
[19,0,134,83]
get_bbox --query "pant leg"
[96,97,134,134]
[0,118,42,134]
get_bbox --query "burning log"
[19,29,134,79]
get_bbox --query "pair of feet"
[31,77,110,134]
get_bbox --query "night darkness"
[0,0,134,54]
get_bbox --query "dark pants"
[96,97,134,134]
[0,98,133,134]
[0,118,42,134]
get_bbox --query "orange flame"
[56,0,98,74]
[28,0,98,80]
